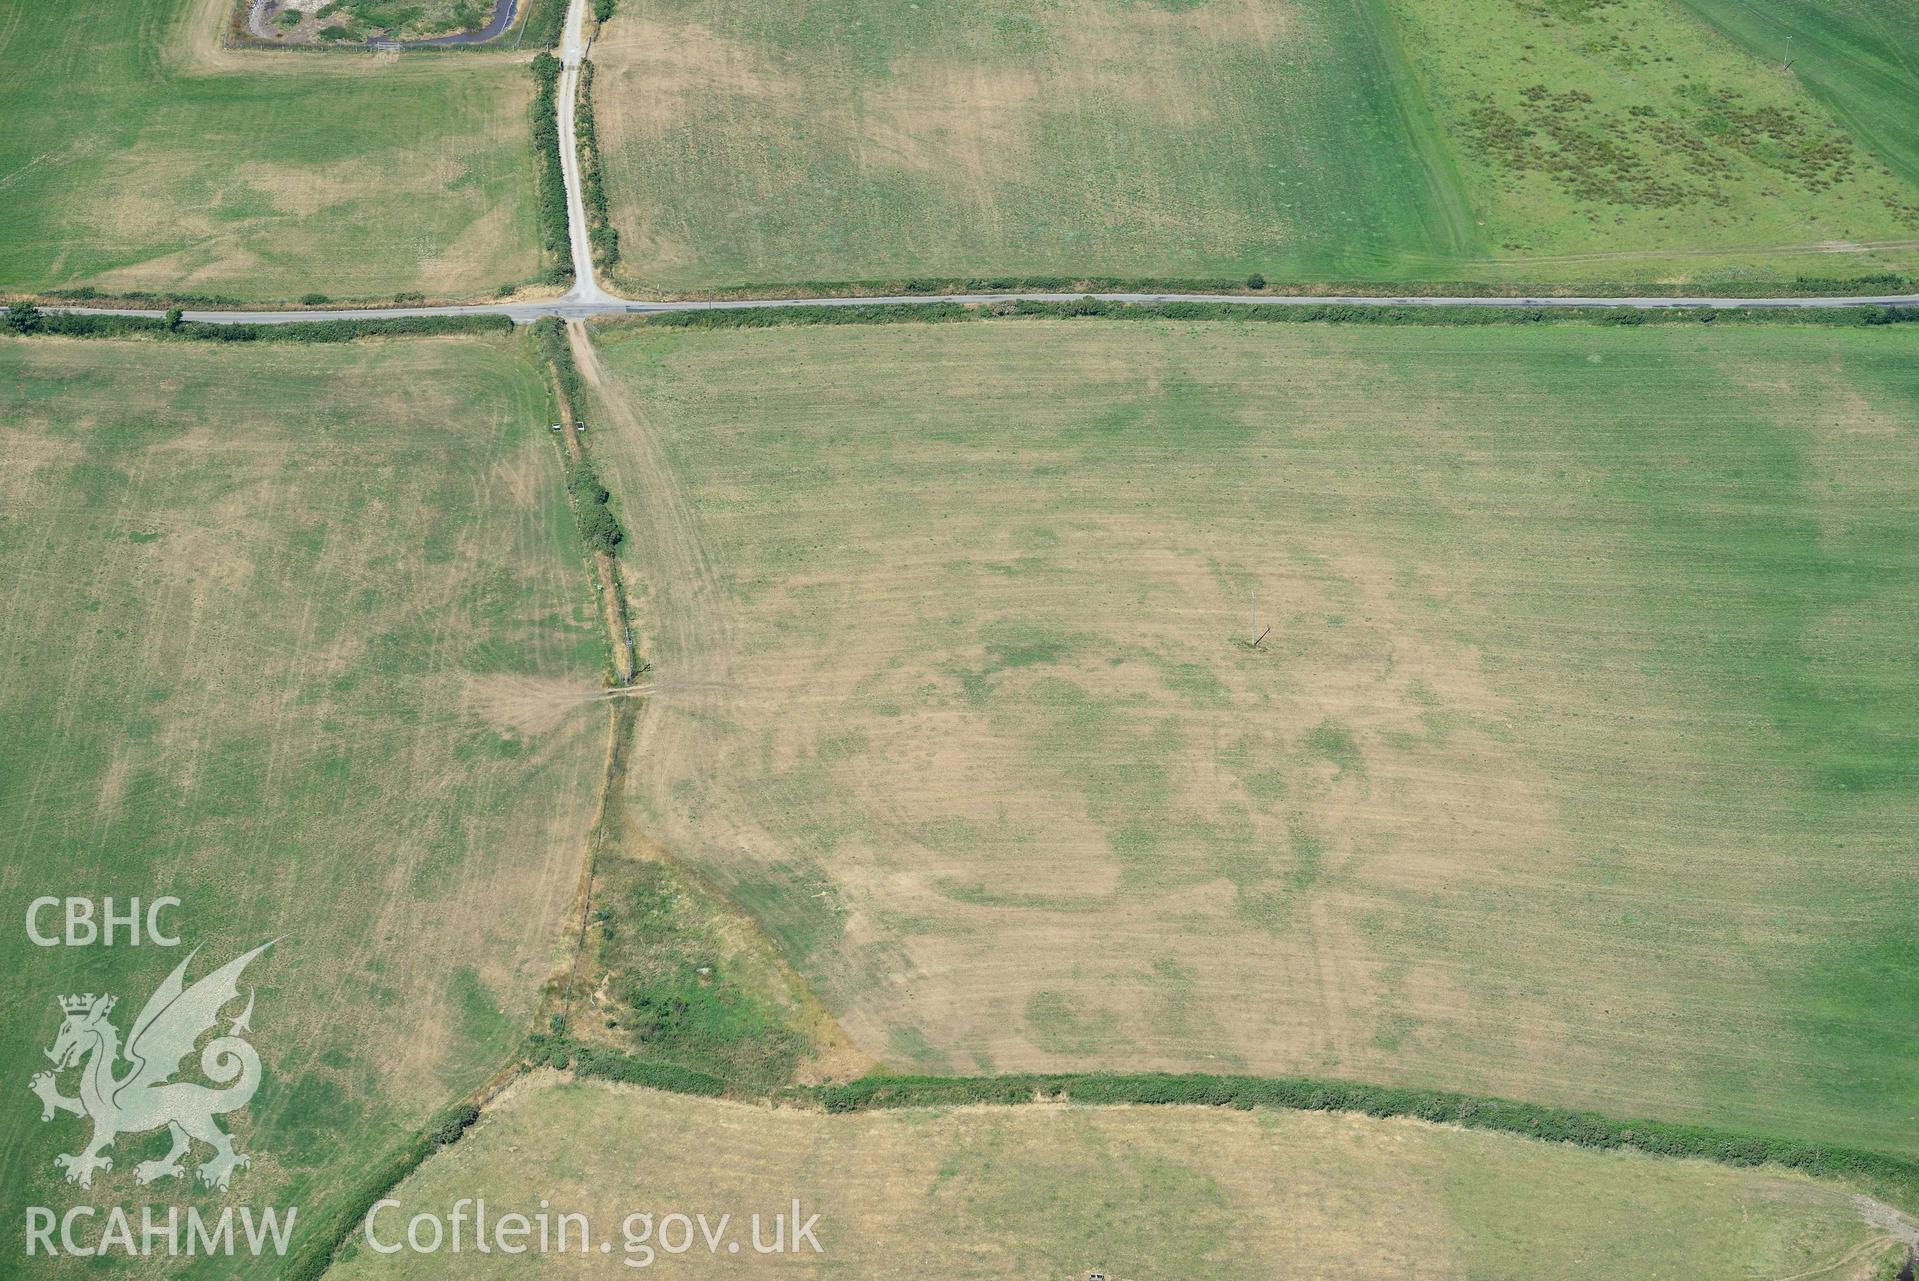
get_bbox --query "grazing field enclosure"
[1671,0,1919,194]
[587,0,1919,291]
[1389,0,1919,284]
[0,335,606,1271]
[591,0,1480,290]
[582,318,1918,1156]
[335,1077,1904,1279]
[0,0,542,301]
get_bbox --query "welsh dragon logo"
[29,942,273,1191]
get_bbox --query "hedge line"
[531,318,627,557]
[279,1096,493,1281]
[48,285,245,307]
[568,1045,728,1097]
[530,53,574,285]
[14,306,512,342]
[576,60,619,270]
[643,298,1919,330]
[647,302,973,329]
[805,1072,1919,1202]
[532,316,587,425]
[652,271,1914,303]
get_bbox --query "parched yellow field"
[334,1076,1906,1280]
[578,318,1919,1154]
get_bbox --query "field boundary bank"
[575,58,618,271]
[530,54,576,288]
[493,1056,1919,1212]
[32,279,1919,315]
[613,271,1918,304]
[533,316,635,683]
[3,310,514,341]
[624,298,1919,330]
[24,295,1919,335]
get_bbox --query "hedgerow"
[278,1095,495,1281]
[647,302,973,329]
[576,60,618,270]
[649,271,1913,304]
[803,1072,1919,1203]
[530,53,574,285]
[531,316,587,423]
[20,307,512,342]
[531,318,627,558]
[641,298,1919,330]
[565,1045,727,1097]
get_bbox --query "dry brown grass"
[333,1076,1897,1280]
[0,335,606,1237]
[578,319,1919,1153]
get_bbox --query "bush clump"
[428,1103,482,1146]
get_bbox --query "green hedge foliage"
[530,53,574,285]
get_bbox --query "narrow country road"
[46,286,1919,326]
[555,0,612,305]
[41,0,1919,327]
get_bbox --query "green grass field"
[592,0,1480,291]
[590,0,1919,290]
[580,317,1918,1156]
[1672,0,1919,193]
[1389,0,1919,284]
[0,333,605,1273]
[334,1078,1907,1279]
[0,0,543,301]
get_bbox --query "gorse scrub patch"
[584,858,806,1093]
